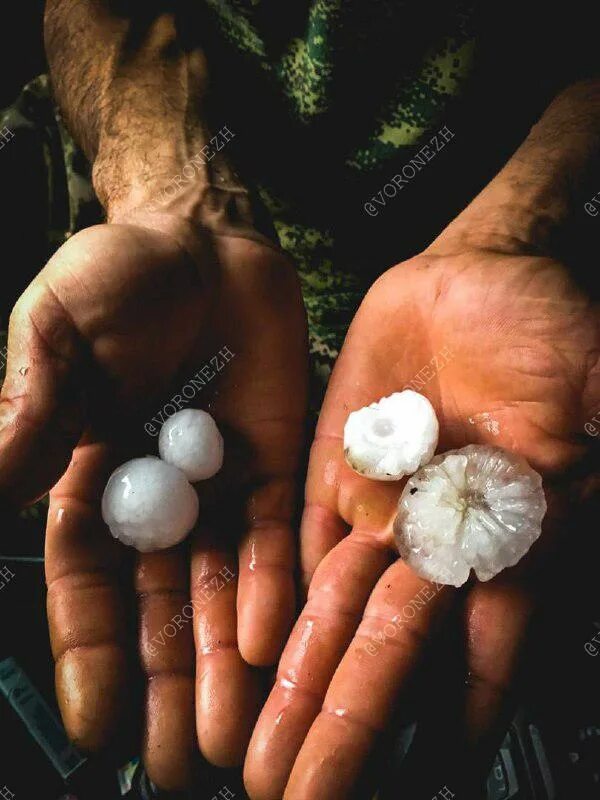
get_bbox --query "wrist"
[97,126,278,248]
[95,123,241,221]
[429,79,600,256]
[430,164,570,256]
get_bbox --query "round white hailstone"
[158,409,224,482]
[343,390,439,481]
[102,456,199,552]
[393,445,547,587]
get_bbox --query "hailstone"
[394,445,547,587]
[102,456,199,552]
[158,409,223,482]
[344,391,439,481]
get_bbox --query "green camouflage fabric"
[205,0,475,162]
[202,0,476,380]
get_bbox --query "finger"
[283,559,454,800]
[244,533,392,800]
[0,278,84,508]
[136,546,195,791]
[299,433,350,594]
[452,486,568,783]
[300,433,402,595]
[237,475,296,666]
[299,308,434,592]
[203,243,307,666]
[46,439,128,751]
[192,525,261,767]
[461,576,536,780]
[399,577,538,798]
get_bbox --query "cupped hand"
[0,213,308,789]
[245,240,599,799]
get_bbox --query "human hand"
[0,212,308,789]
[245,234,599,798]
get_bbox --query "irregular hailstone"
[344,390,439,481]
[394,445,547,587]
[158,409,224,482]
[102,456,199,552]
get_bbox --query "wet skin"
[244,239,599,799]
[0,216,308,789]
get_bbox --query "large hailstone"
[344,391,439,481]
[102,456,199,552]
[394,445,546,587]
[159,409,224,482]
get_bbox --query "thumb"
[0,278,86,509]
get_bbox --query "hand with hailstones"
[0,218,308,788]
[102,410,225,552]
[244,237,599,799]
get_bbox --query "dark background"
[0,1,46,108]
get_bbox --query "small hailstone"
[158,409,223,482]
[102,456,199,552]
[343,390,439,481]
[394,445,547,587]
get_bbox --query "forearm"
[432,80,600,254]
[44,0,247,225]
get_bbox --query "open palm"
[245,247,599,799]
[0,216,308,789]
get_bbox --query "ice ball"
[394,445,547,587]
[343,390,439,481]
[158,409,224,482]
[102,456,199,552]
